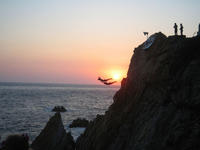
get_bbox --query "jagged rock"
[69,118,89,128]
[31,112,75,150]
[0,134,29,150]
[76,33,200,150]
[52,106,67,112]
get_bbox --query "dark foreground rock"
[69,118,89,128]
[31,113,75,150]
[0,134,29,150]
[76,33,200,150]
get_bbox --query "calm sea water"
[0,82,119,142]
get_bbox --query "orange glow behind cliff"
[1,1,199,84]
[97,68,127,85]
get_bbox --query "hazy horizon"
[1,0,200,84]
[0,81,121,87]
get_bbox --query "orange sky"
[0,0,200,84]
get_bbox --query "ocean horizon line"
[0,81,120,88]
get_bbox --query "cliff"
[76,33,200,150]
[31,112,75,150]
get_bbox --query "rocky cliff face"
[76,33,200,150]
[31,112,75,150]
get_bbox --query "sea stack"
[31,112,75,150]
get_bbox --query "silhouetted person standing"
[174,23,178,35]
[180,24,183,36]
[197,23,200,36]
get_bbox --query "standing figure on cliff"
[197,23,200,36]
[174,23,178,35]
[180,23,183,36]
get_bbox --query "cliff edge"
[76,33,200,150]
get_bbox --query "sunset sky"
[0,0,200,84]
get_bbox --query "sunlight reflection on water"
[0,83,119,142]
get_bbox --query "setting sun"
[98,68,126,85]
[113,73,120,80]
[110,70,125,82]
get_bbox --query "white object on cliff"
[143,32,149,39]
[142,34,155,50]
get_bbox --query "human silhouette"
[174,23,178,35]
[97,77,116,85]
[98,77,112,82]
[199,24,200,32]
[103,81,117,85]
[198,23,200,36]
[180,24,183,36]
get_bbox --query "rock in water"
[31,112,75,150]
[52,106,67,112]
[76,33,200,150]
[69,118,89,128]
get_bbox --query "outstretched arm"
[104,81,117,85]
[98,77,112,82]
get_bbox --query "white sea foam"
[68,127,85,141]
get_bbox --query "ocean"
[0,82,119,142]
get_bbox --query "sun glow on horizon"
[110,70,126,82]
[113,73,121,81]
[1,1,199,84]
